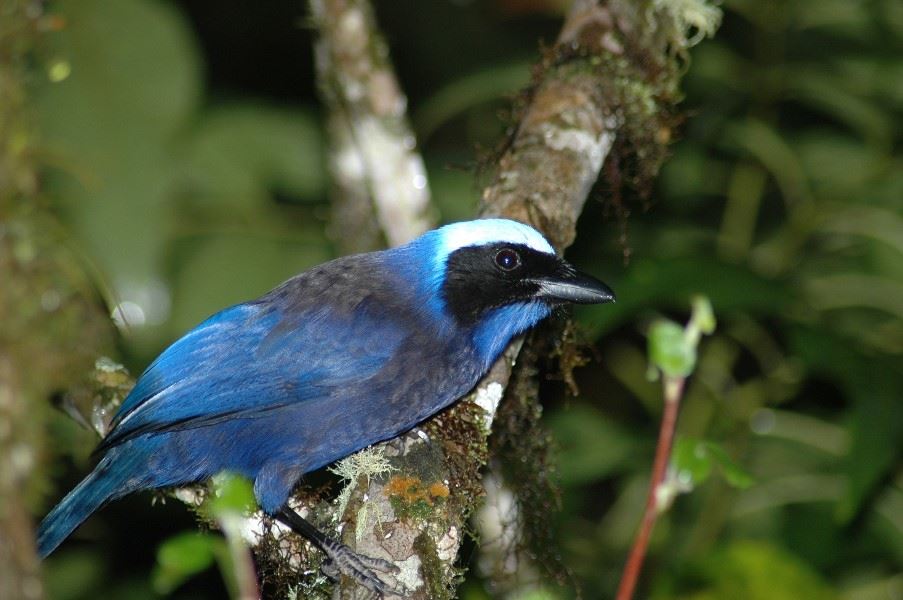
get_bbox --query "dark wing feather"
[98,259,411,453]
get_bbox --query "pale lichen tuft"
[329,445,396,521]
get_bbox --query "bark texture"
[311,0,435,252]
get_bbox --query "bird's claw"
[321,540,406,598]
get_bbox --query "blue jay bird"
[38,218,614,594]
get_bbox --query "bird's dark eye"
[494,248,521,272]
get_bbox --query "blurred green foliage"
[671,437,754,492]
[558,0,903,597]
[26,0,903,599]
[151,474,257,598]
[35,0,329,356]
[153,532,219,595]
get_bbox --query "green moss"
[489,328,573,590]
[487,1,719,235]
[414,532,457,600]
[423,396,489,518]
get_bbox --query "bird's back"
[97,249,483,485]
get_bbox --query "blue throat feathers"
[471,301,551,368]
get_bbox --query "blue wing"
[98,281,409,453]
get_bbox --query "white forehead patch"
[437,218,555,258]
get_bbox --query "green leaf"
[672,438,754,492]
[703,442,755,489]
[153,532,218,594]
[427,158,479,223]
[794,133,885,196]
[413,61,532,139]
[653,540,840,600]
[789,327,903,521]
[784,70,894,145]
[691,296,716,335]
[723,119,811,207]
[43,551,106,600]
[649,319,696,377]
[659,145,730,202]
[512,588,564,600]
[184,105,325,210]
[671,438,714,488]
[35,0,202,288]
[578,257,791,339]
[208,473,257,516]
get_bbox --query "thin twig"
[616,376,685,600]
[218,514,261,600]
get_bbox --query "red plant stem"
[616,376,685,600]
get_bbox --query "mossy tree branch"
[1,3,116,599]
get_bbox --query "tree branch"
[616,376,684,600]
[310,0,435,250]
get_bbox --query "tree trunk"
[0,3,116,598]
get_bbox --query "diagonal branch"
[310,0,435,250]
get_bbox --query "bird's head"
[400,218,615,365]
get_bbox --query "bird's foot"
[319,538,405,598]
[275,507,407,598]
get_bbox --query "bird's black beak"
[531,264,616,305]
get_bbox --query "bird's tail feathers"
[37,450,140,558]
